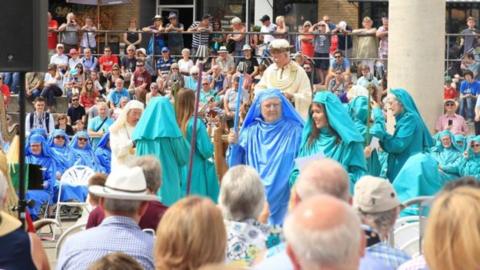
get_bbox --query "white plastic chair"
[56,222,87,258]
[394,222,420,250]
[54,166,95,225]
[400,237,421,258]
[394,216,420,230]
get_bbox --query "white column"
[388,0,445,130]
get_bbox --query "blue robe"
[95,132,111,174]
[25,134,57,220]
[133,96,190,206]
[289,91,367,194]
[370,89,434,181]
[458,136,480,179]
[228,89,304,225]
[48,129,74,175]
[454,134,467,152]
[348,96,382,177]
[181,117,219,202]
[69,131,104,173]
[431,130,462,179]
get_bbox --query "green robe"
[370,89,434,181]
[289,91,367,193]
[458,136,480,179]
[133,97,190,206]
[181,117,219,202]
[431,130,462,179]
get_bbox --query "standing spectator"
[142,15,166,56]
[461,52,480,79]
[47,12,58,55]
[156,47,174,77]
[87,102,113,147]
[311,21,331,86]
[165,12,184,57]
[81,48,98,74]
[25,97,55,136]
[68,48,82,70]
[188,14,212,56]
[238,44,259,76]
[0,74,10,106]
[80,17,97,53]
[177,48,194,75]
[376,17,389,60]
[436,99,468,135]
[444,76,458,100]
[50,43,68,70]
[121,45,137,82]
[108,78,130,109]
[259,15,276,45]
[123,17,142,49]
[67,94,86,125]
[274,16,288,40]
[25,72,44,100]
[353,17,378,72]
[299,21,314,58]
[322,15,336,31]
[129,61,152,103]
[459,70,480,122]
[98,46,119,82]
[57,166,157,269]
[460,16,479,54]
[353,176,411,269]
[332,21,353,58]
[227,17,246,62]
[211,19,225,53]
[58,12,80,52]
[214,46,235,74]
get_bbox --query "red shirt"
[99,55,118,72]
[48,20,58,50]
[300,34,315,57]
[80,91,98,109]
[86,200,168,231]
[132,70,152,88]
[1,84,10,105]
[444,86,457,100]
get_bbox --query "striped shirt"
[189,21,211,49]
[56,216,154,270]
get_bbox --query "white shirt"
[178,59,194,74]
[50,53,68,67]
[261,23,277,44]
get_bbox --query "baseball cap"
[161,47,170,52]
[260,15,270,22]
[353,176,401,213]
[153,15,162,21]
[218,46,228,53]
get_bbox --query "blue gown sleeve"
[227,144,245,167]
[376,114,417,154]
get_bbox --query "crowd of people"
[0,9,480,270]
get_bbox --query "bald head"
[296,159,350,202]
[284,195,363,270]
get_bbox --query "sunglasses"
[202,83,209,85]
[72,99,79,101]
[445,102,455,106]
[78,138,88,142]
[137,65,144,67]
[54,136,65,140]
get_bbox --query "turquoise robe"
[431,130,462,179]
[458,136,480,179]
[348,96,382,177]
[289,91,367,193]
[454,134,467,152]
[181,117,219,202]
[370,89,434,181]
[48,129,74,175]
[133,96,190,206]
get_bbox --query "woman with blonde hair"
[424,187,480,270]
[175,88,219,200]
[155,196,227,270]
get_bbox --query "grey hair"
[219,165,265,221]
[103,198,143,215]
[133,156,162,193]
[0,171,7,209]
[284,201,361,268]
[358,208,398,237]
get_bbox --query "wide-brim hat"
[218,46,228,53]
[444,98,458,107]
[89,166,157,201]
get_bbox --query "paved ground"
[39,220,77,269]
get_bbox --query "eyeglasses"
[54,136,65,140]
[78,138,88,142]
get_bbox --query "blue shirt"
[156,57,174,75]
[56,216,154,270]
[329,58,351,71]
[87,116,113,148]
[108,88,130,107]
[184,76,199,91]
[459,80,480,95]
[367,242,411,269]
[254,243,393,270]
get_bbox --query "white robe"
[110,124,136,169]
[255,61,312,118]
